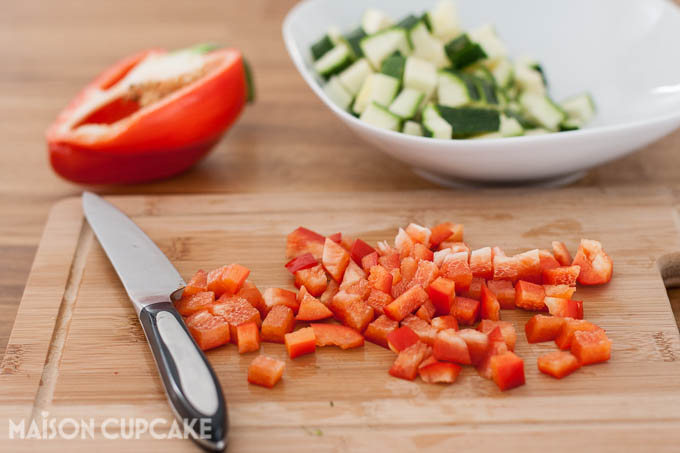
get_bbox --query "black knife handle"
[139,302,227,451]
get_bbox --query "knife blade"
[82,192,228,451]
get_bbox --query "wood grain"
[1,188,680,451]
[2,0,680,387]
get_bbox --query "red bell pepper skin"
[310,323,364,349]
[286,227,325,259]
[427,277,455,315]
[433,329,472,365]
[537,351,581,379]
[387,326,420,353]
[364,315,398,348]
[401,315,437,346]
[571,330,612,365]
[285,253,318,274]
[285,327,317,359]
[236,322,260,354]
[260,305,295,343]
[555,319,603,350]
[350,238,377,266]
[248,355,285,388]
[389,341,431,381]
[544,297,584,319]
[525,314,566,343]
[47,47,250,184]
[384,285,428,322]
[489,351,525,391]
[328,232,342,243]
[478,320,516,351]
[480,283,501,321]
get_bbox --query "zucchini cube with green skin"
[388,88,425,120]
[438,70,473,107]
[560,92,596,125]
[519,92,565,131]
[437,105,501,138]
[409,21,449,69]
[360,28,411,70]
[422,103,453,139]
[445,34,487,69]
[314,43,354,79]
[360,102,402,131]
[426,0,462,42]
[352,73,400,115]
[469,24,507,59]
[402,120,423,136]
[310,35,334,61]
[380,52,406,81]
[403,57,437,98]
[323,76,354,111]
[362,8,393,34]
[395,14,420,30]
[514,59,546,94]
[488,57,514,88]
[344,27,367,58]
[338,59,374,96]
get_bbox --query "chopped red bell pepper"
[478,320,516,351]
[237,280,267,318]
[368,265,393,294]
[235,322,260,354]
[470,247,493,279]
[544,297,583,319]
[429,222,455,246]
[457,328,490,365]
[459,276,484,300]
[539,249,560,274]
[571,239,613,285]
[537,351,581,379]
[542,265,581,286]
[427,277,455,315]
[285,253,318,274]
[405,223,432,245]
[47,47,250,184]
[543,284,576,299]
[365,289,392,316]
[295,287,333,321]
[284,327,316,359]
[378,251,401,271]
[552,241,572,266]
[571,329,611,365]
[476,327,509,379]
[401,315,437,345]
[322,237,351,283]
[183,269,208,297]
[415,300,436,322]
[412,243,434,261]
[389,341,431,381]
[394,228,415,258]
[185,309,231,351]
[555,319,603,350]
[387,326,420,353]
[260,305,295,343]
[329,291,374,332]
[176,291,215,317]
[440,252,473,290]
[319,279,339,306]
[391,257,418,298]
[433,329,472,365]
[328,232,342,243]
[489,351,525,391]
[263,287,299,314]
[207,264,250,297]
[210,294,261,343]
[248,355,285,388]
[361,252,379,272]
[364,315,398,348]
[487,279,515,309]
[525,314,566,343]
[452,296,480,326]
[340,260,367,290]
[384,285,428,321]
[440,241,470,255]
[431,315,458,332]
[350,238,376,266]
[514,249,542,283]
[515,280,546,311]
[480,282,501,321]
[419,359,462,384]
[286,227,325,259]
[412,260,439,289]
[492,254,520,282]
[294,264,328,297]
[309,323,364,349]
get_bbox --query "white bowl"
[283,0,680,185]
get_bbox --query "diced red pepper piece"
[361,251,379,272]
[365,288,392,316]
[552,241,573,266]
[525,314,566,343]
[492,254,520,282]
[364,315,398,348]
[480,283,500,321]
[478,319,516,351]
[322,237,351,283]
[343,278,371,299]
[185,310,230,351]
[391,257,419,298]
[419,359,462,384]
[440,241,470,255]
[207,264,250,297]
[428,277,455,315]
[310,323,365,349]
[260,305,295,343]
[429,222,454,246]
[394,228,415,258]
[555,319,603,350]
[457,328,490,365]
[328,232,342,243]
[440,251,473,290]
[183,269,208,297]
[285,252,318,274]
[340,234,354,251]
[515,280,546,311]
[248,355,285,388]
[415,300,436,322]
[470,247,493,279]
[433,329,471,364]
[539,249,560,274]
[401,315,437,345]
[476,327,509,379]
[412,260,439,289]
[263,287,299,314]
[176,291,215,317]
[368,265,393,294]
[384,285,428,321]
[378,251,401,271]
[211,294,262,342]
[294,264,328,297]
[514,249,542,284]
[350,238,376,266]
[387,325,420,353]
[571,239,613,285]
[286,227,325,259]
[537,350,581,379]
[431,315,458,332]
[571,329,612,365]
[295,287,333,321]
[319,279,339,306]
[389,341,431,381]
[405,223,432,245]
[543,284,576,299]
[412,243,434,261]
[237,280,267,318]
[544,297,583,319]
[330,291,374,332]
[490,351,525,391]
[487,279,515,309]
[452,296,480,326]
[236,322,260,354]
[340,260,367,290]
[284,327,316,359]
[459,276,484,300]
[542,265,581,286]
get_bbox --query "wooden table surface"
[1,0,680,361]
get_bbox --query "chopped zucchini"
[444,34,487,69]
[499,114,524,137]
[388,88,425,119]
[327,26,342,45]
[560,92,596,125]
[380,52,406,80]
[344,27,367,57]
[362,8,393,34]
[352,73,400,114]
[402,120,423,136]
[519,92,565,131]
[338,58,374,96]
[310,35,334,61]
[360,28,411,69]
[438,70,473,107]
[323,76,354,111]
[488,57,514,88]
[426,0,461,42]
[474,77,499,105]
[514,58,546,94]
[409,21,449,69]
[560,119,581,131]
[437,105,501,138]
[360,102,402,131]
[314,43,354,79]
[422,103,453,139]
[524,128,550,136]
[396,14,420,30]
[469,24,507,59]
[403,56,437,97]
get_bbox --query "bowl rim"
[282,0,680,146]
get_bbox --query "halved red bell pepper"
[47,45,252,184]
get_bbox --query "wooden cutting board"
[2,188,680,452]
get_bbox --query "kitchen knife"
[82,192,227,451]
